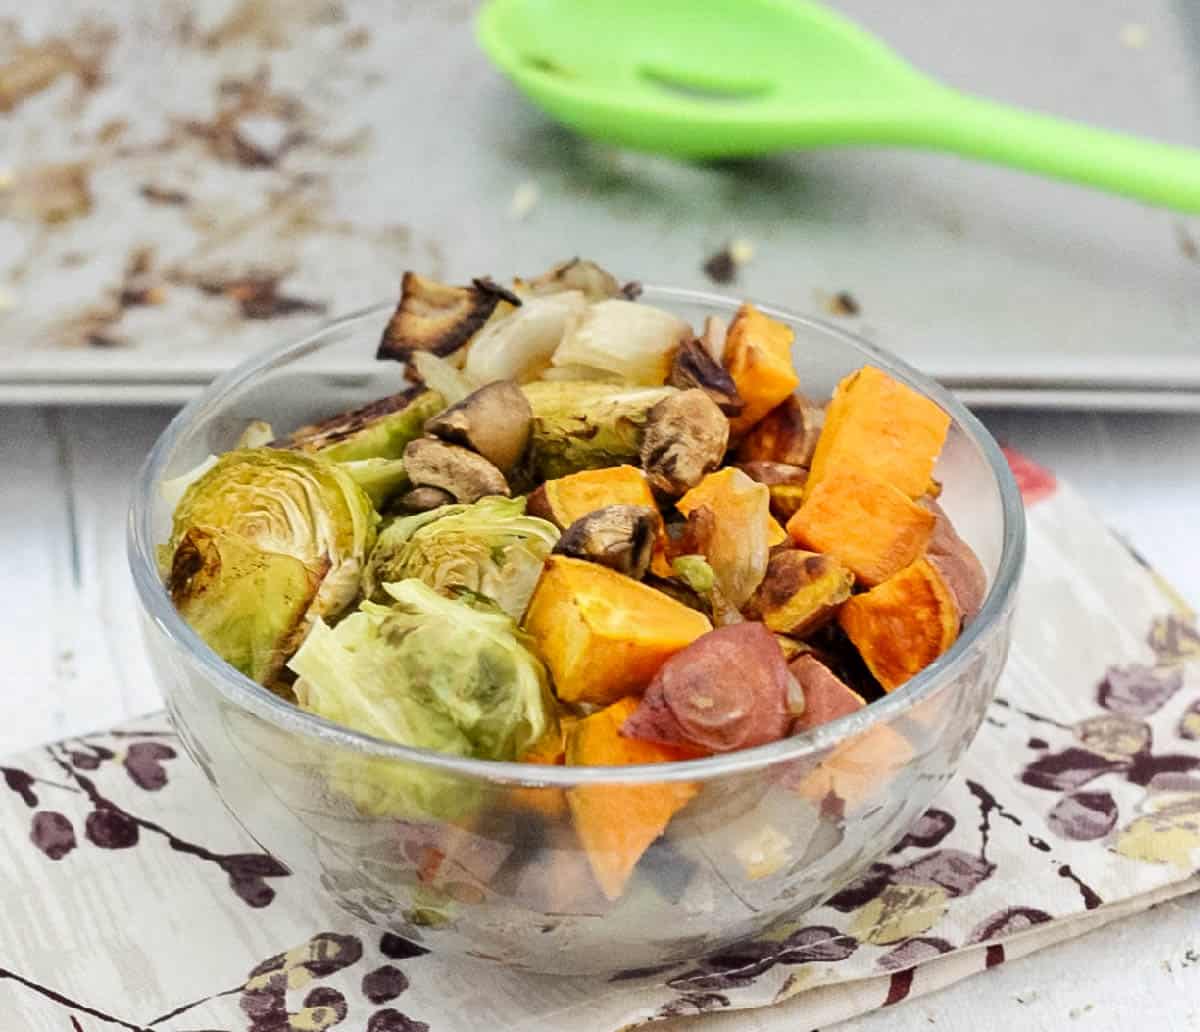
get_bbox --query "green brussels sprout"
[276,386,446,465]
[166,448,377,684]
[521,381,677,480]
[363,496,558,619]
[338,457,410,508]
[289,579,557,818]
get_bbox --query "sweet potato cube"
[806,366,950,500]
[566,697,699,899]
[723,304,800,435]
[838,558,960,691]
[736,394,822,467]
[788,655,866,733]
[523,556,712,705]
[511,717,578,820]
[788,469,935,587]
[527,464,656,527]
[744,550,854,637]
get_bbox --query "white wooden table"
[2,404,1199,1030]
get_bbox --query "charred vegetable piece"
[620,623,794,754]
[838,558,960,691]
[527,464,656,527]
[788,469,936,587]
[738,460,809,522]
[667,337,743,416]
[788,655,866,733]
[922,499,987,622]
[523,555,712,706]
[167,449,377,678]
[363,496,558,618]
[277,386,445,464]
[378,272,519,363]
[640,389,730,497]
[806,365,950,500]
[551,299,690,385]
[522,381,676,480]
[566,697,699,900]
[723,303,800,435]
[425,380,531,474]
[736,394,822,468]
[743,549,854,637]
[402,438,510,503]
[675,468,779,606]
[169,526,323,687]
[517,257,625,301]
[553,505,658,579]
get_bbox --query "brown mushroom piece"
[553,505,658,580]
[667,337,744,417]
[402,438,510,504]
[424,380,531,474]
[377,271,520,363]
[520,257,623,301]
[639,389,730,497]
[738,460,809,522]
[394,485,456,514]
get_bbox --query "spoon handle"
[927,92,1200,212]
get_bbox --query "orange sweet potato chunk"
[566,697,698,899]
[511,716,578,820]
[527,465,656,527]
[787,469,935,587]
[523,556,712,705]
[723,304,800,436]
[838,558,961,691]
[806,366,950,500]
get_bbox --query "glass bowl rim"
[127,284,1026,787]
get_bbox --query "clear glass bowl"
[127,287,1025,976]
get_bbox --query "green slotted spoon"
[477,0,1200,211]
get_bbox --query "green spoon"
[477,0,1200,212]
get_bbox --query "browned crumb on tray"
[824,290,861,317]
[193,274,326,320]
[702,247,737,285]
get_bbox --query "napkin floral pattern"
[0,450,1197,1032]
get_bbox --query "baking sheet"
[1,0,1198,402]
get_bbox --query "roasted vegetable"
[788,655,866,733]
[527,464,656,528]
[788,469,936,587]
[790,723,915,810]
[517,257,624,301]
[523,555,712,705]
[425,380,531,474]
[723,303,800,435]
[667,337,743,416]
[669,553,742,626]
[738,460,809,522]
[402,437,510,503]
[464,291,588,384]
[838,558,961,691]
[550,299,690,385]
[736,394,822,468]
[922,499,987,622]
[277,386,445,464]
[806,365,950,500]
[620,623,794,754]
[410,351,478,405]
[566,697,699,900]
[743,549,854,637]
[553,505,658,579]
[698,314,728,361]
[675,468,779,606]
[338,458,410,508]
[378,272,519,363]
[640,389,730,496]
[522,381,676,480]
[363,496,558,618]
[394,485,455,513]
[290,579,556,815]
[167,449,377,682]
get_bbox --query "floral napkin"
[1,451,1198,1032]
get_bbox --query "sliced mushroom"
[518,257,623,301]
[377,272,520,363]
[639,389,730,496]
[553,505,658,579]
[394,485,456,514]
[402,438,510,503]
[667,337,744,416]
[424,380,531,473]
